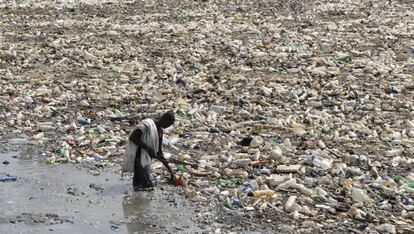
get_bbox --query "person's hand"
[170,174,176,183]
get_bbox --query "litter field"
[0,0,413,233]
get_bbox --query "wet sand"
[0,150,203,234]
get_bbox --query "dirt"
[0,149,386,234]
[0,147,281,234]
[0,144,358,234]
[0,149,205,234]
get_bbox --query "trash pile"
[0,0,413,232]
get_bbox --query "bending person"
[123,112,176,190]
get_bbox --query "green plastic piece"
[177,164,185,173]
[393,176,402,183]
[218,178,235,186]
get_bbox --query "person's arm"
[129,129,156,157]
[157,154,175,180]
[129,129,142,145]
[156,131,175,180]
[158,131,163,156]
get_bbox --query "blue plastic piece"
[0,175,17,182]
[111,224,120,232]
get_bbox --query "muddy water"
[0,150,201,234]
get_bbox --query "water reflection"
[121,187,199,234]
[122,191,163,234]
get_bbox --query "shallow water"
[0,150,201,234]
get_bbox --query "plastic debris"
[0,0,413,232]
[110,224,120,232]
[285,196,298,212]
[249,190,275,197]
[375,224,397,234]
[351,188,374,204]
[218,179,236,187]
[8,139,28,145]
[0,175,17,182]
[277,165,301,173]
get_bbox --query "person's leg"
[133,149,144,189]
[142,165,154,187]
[133,149,154,190]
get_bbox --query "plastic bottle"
[258,167,271,175]
[78,118,91,125]
[232,197,241,206]
[311,155,332,170]
[8,138,27,145]
[342,155,359,165]
[224,197,233,209]
[0,175,17,182]
[276,178,297,190]
[249,179,259,190]
[194,180,209,187]
[315,187,328,198]
[270,146,283,161]
[110,224,120,232]
[209,105,227,114]
[218,178,235,186]
[351,188,374,203]
[345,167,362,178]
[177,164,185,172]
[225,169,248,178]
[285,195,298,212]
[250,189,275,197]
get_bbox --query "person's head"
[157,111,175,129]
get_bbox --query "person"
[122,112,176,190]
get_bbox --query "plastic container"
[78,118,91,125]
[250,189,275,197]
[285,195,298,212]
[0,175,17,182]
[8,138,28,145]
[177,164,185,172]
[351,188,374,203]
[194,179,209,187]
[173,176,184,186]
[311,155,332,170]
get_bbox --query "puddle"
[0,150,202,234]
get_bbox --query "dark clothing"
[129,123,174,189]
[133,147,153,189]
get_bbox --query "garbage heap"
[0,0,413,232]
